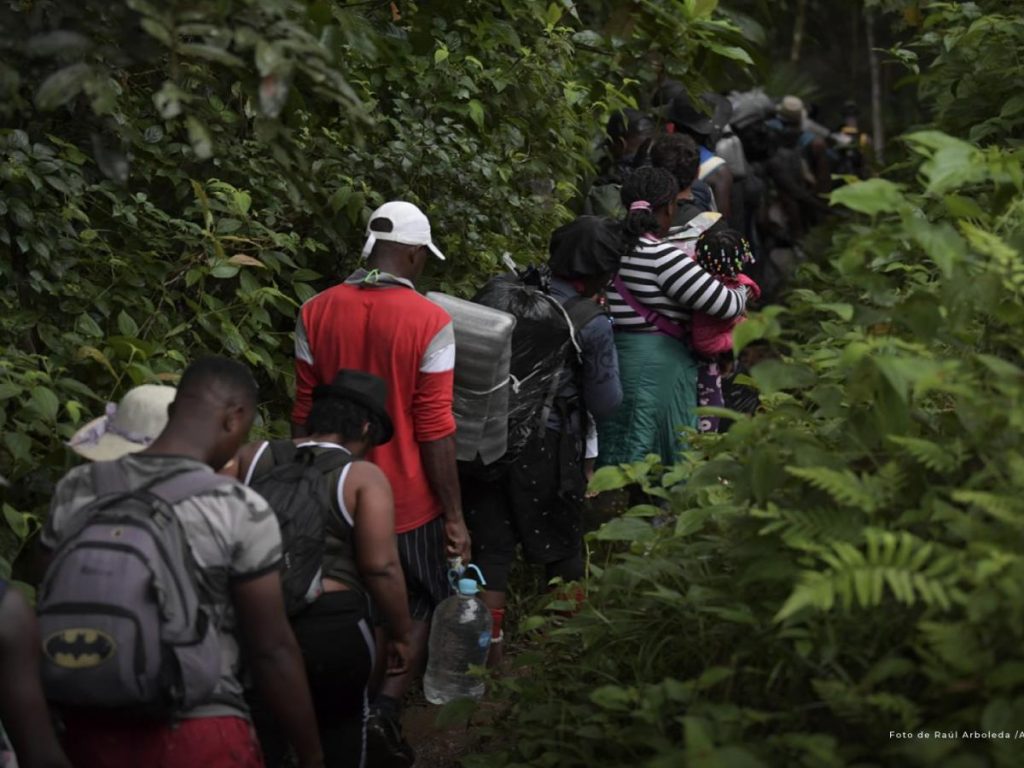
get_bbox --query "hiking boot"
[365,711,415,768]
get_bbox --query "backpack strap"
[564,295,605,335]
[268,439,298,467]
[612,275,688,341]
[534,296,607,438]
[310,447,353,475]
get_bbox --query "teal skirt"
[597,332,698,467]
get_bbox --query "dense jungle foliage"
[3,0,1024,765]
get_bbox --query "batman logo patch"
[44,628,116,669]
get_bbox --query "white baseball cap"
[360,201,445,261]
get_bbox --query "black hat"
[313,370,394,445]
[549,216,625,278]
[667,92,733,137]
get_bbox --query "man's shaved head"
[177,356,259,409]
[147,356,258,470]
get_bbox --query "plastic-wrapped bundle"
[426,292,516,465]
[473,268,578,459]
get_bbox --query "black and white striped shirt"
[608,235,748,331]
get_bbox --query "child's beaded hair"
[694,227,754,278]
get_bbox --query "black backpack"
[474,266,605,459]
[248,441,352,616]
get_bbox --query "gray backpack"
[38,461,229,714]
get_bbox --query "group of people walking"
[0,86,838,768]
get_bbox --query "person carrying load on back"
[598,167,750,468]
[36,357,324,768]
[292,201,469,767]
[689,228,761,433]
[225,369,413,768]
[462,216,625,665]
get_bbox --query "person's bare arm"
[346,462,413,673]
[0,589,71,768]
[232,572,323,768]
[420,435,470,561]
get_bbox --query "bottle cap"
[457,578,479,595]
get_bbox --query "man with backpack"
[292,201,469,765]
[226,369,413,768]
[463,216,625,664]
[37,357,324,768]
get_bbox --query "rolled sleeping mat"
[427,292,516,465]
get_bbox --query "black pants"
[251,590,375,768]
[462,427,586,592]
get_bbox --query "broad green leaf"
[2,504,31,538]
[590,685,634,711]
[624,504,661,518]
[210,264,240,279]
[3,432,31,464]
[830,178,906,216]
[594,517,656,543]
[139,18,172,46]
[705,41,753,65]
[77,345,117,377]
[75,313,103,338]
[468,99,485,129]
[588,465,630,494]
[35,63,92,111]
[117,310,138,337]
[0,382,22,400]
[30,387,60,422]
[903,217,965,278]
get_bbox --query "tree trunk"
[865,5,885,164]
[790,0,808,63]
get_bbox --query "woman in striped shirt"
[598,167,750,467]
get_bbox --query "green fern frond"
[786,466,883,513]
[877,460,908,496]
[951,490,1024,528]
[917,621,990,676]
[888,435,964,473]
[755,505,863,546]
[811,679,918,728]
[775,531,962,621]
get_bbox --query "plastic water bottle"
[423,575,491,704]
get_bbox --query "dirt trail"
[401,700,474,768]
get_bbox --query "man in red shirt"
[292,201,469,765]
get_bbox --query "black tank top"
[247,441,364,594]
